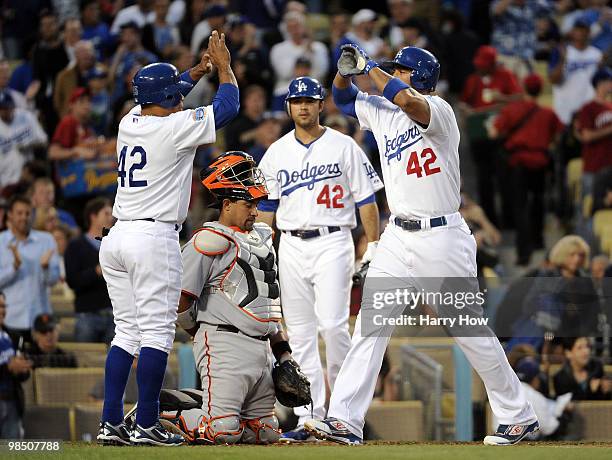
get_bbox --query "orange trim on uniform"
[229,225,248,233]
[233,303,282,323]
[192,228,232,256]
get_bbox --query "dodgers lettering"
[383,127,423,164]
[278,162,342,196]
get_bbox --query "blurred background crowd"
[0,0,611,442]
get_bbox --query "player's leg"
[311,231,353,390]
[414,222,538,444]
[97,229,137,445]
[278,235,325,426]
[307,226,411,442]
[123,223,183,445]
[192,325,251,444]
[241,345,281,444]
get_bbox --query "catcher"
[176,151,311,444]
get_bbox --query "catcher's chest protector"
[203,222,282,322]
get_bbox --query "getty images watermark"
[358,276,611,338]
[371,287,489,328]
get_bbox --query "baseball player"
[304,45,539,445]
[257,76,383,442]
[176,151,310,444]
[97,31,240,447]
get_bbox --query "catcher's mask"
[200,151,268,205]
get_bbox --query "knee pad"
[198,415,243,444]
[241,415,280,444]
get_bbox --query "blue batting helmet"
[386,47,440,92]
[132,63,192,108]
[285,77,325,114]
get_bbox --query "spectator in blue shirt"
[0,196,60,345]
[490,0,539,78]
[0,291,32,439]
[81,0,113,61]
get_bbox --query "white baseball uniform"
[100,104,216,355]
[325,91,536,437]
[258,127,383,424]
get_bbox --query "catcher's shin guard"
[196,415,244,444]
[241,415,281,444]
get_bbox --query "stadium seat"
[59,342,107,367]
[24,406,71,440]
[566,158,583,204]
[366,401,424,441]
[35,368,104,405]
[58,317,76,342]
[23,374,35,405]
[50,294,74,317]
[593,209,612,238]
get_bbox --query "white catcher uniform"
[100,104,216,355]
[258,127,383,424]
[323,92,536,438]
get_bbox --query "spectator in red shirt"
[489,74,564,265]
[48,87,97,162]
[575,67,612,210]
[460,45,523,228]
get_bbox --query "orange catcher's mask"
[200,151,268,203]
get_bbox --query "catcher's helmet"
[200,151,268,203]
[385,46,440,92]
[285,77,325,114]
[132,62,192,108]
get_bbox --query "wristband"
[364,59,379,74]
[180,70,196,85]
[383,77,411,103]
[272,340,292,362]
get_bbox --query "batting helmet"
[200,151,268,203]
[285,77,325,114]
[385,47,440,92]
[132,62,192,108]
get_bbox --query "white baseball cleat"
[303,418,363,445]
[483,421,539,446]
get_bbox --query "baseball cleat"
[303,418,363,445]
[483,421,539,446]
[279,427,318,443]
[97,421,132,446]
[130,421,185,446]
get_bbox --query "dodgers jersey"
[113,104,216,224]
[355,92,461,220]
[258,127,383,230]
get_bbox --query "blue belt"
[284,226,341,239]
[393,216,447,231]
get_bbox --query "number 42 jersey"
[112,104,216,224]
[355,92,461,220]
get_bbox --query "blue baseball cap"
[592,66,612,88]
[515,357,540,383]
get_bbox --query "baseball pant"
[328,214,536,438]
[278,229,354,425]
[99,220,181,355]
[193,323,276,419]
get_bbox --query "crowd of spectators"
[0,0,611,441]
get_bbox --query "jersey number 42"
[406,148,441,178]
[118,145,148,188]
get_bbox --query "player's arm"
[177,292,199,337]
[358,200,380,243]
[332,72,359,119]
[208,30,240,129]
[368,67,431,126]
[269,329,292,363]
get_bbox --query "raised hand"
[207,30,231,70]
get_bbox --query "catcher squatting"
[173,152,311,444]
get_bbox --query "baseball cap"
[33,313,58,333]
[69,87,90,104]
[515,357,540,383]
[120,21,141,32]
[473,45,497,70]
[523,73,543,94]
[352,9,377,26]
[85,66,108,81]
[203,5,227,19]
[0,90,15,109]
[592,66,612,88]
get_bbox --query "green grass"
[4,442,612,460]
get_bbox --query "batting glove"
[338,44,379,77]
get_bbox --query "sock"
[102,346,134,425]
[135,347,168,428]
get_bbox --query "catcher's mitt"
[272,359,311,407]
